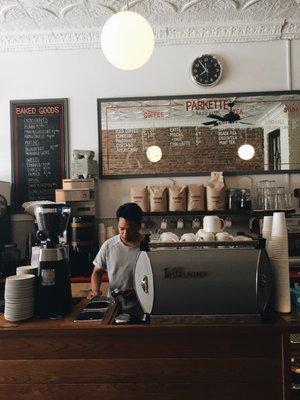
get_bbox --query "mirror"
[98,91,300,178]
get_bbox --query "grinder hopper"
[34,203,71,246]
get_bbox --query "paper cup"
[271,212,287,238]
[263,216,273,232]
[98,223,106,232]
[267,239,289,259]
[270,257,291,313]
[262,230,272,240]
[262,216,272,239]
[16,266,38,276]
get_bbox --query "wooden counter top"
[0,298,300,334]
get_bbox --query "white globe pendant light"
[101,10,155,71]
[238,144,255,160]
[146,146,162,163]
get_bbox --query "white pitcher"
[203,215,226,233]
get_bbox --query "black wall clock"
[191,54,223,87]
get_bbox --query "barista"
[87,203,144,314]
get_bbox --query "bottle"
[228,189,240,211]
[1,244,21,277]
[239,189,252,211]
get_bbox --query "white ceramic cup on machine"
[203,216,225,233]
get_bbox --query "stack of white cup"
[266,212,290,313]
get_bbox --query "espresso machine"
[34,203,72,318]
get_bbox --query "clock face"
[191,55,222,87]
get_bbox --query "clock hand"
[199,61,208,73]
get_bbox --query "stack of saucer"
[4,274,35,322]
[16,265,38,277]
[267,212,290,313]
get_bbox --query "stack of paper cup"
[4,274,36,321]
[262,216,273,240]
[268,212,290,313]
[262,216,273,255]
[98,223,106,245]
[16,265,38,276]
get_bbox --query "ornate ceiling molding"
[0,0,299,51]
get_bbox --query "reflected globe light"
[100,11,155,71]
[146,146,162,163]
[238,144,255,160]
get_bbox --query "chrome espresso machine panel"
[134,247,272,315]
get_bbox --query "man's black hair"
[116,202,143,226]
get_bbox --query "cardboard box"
[62,179,95,190]
[55,189,91,202]
[70,201,96,216]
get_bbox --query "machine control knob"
[36,230,48,242]
[258,273,267,286]
[141,276,149,293]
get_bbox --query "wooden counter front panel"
[0,328,284,400]
[0,382,282,400]
[0,358,282,384]
[0,331,281,360]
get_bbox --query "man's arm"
[87,265,105,300]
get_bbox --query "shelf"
[149,240,259,249]
[143,209,295,217]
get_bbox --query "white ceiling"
[0,0,299,51]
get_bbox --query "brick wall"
[102,126,264,176]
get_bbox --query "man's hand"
[87,290,99,300]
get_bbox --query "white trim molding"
[0,1,299,51]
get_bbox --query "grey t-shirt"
[93,234,141,295]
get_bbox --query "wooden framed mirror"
[98,91,300,178]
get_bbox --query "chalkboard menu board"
[98,92,300,178]
[11,99,68,211]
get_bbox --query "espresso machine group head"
[34,204,72,318]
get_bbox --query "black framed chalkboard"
[10,99,69,212]
[98,91,300,178]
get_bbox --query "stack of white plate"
[16,265,38,277]
[267,212,290,313]
[4,274,35,322]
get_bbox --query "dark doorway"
[268,129,281,170]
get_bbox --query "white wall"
[0,40,299,217]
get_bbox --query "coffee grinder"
[34,203,72,318]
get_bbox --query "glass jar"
[228,189,240,211]
[239,189,252,211]
[1,244,21,277]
